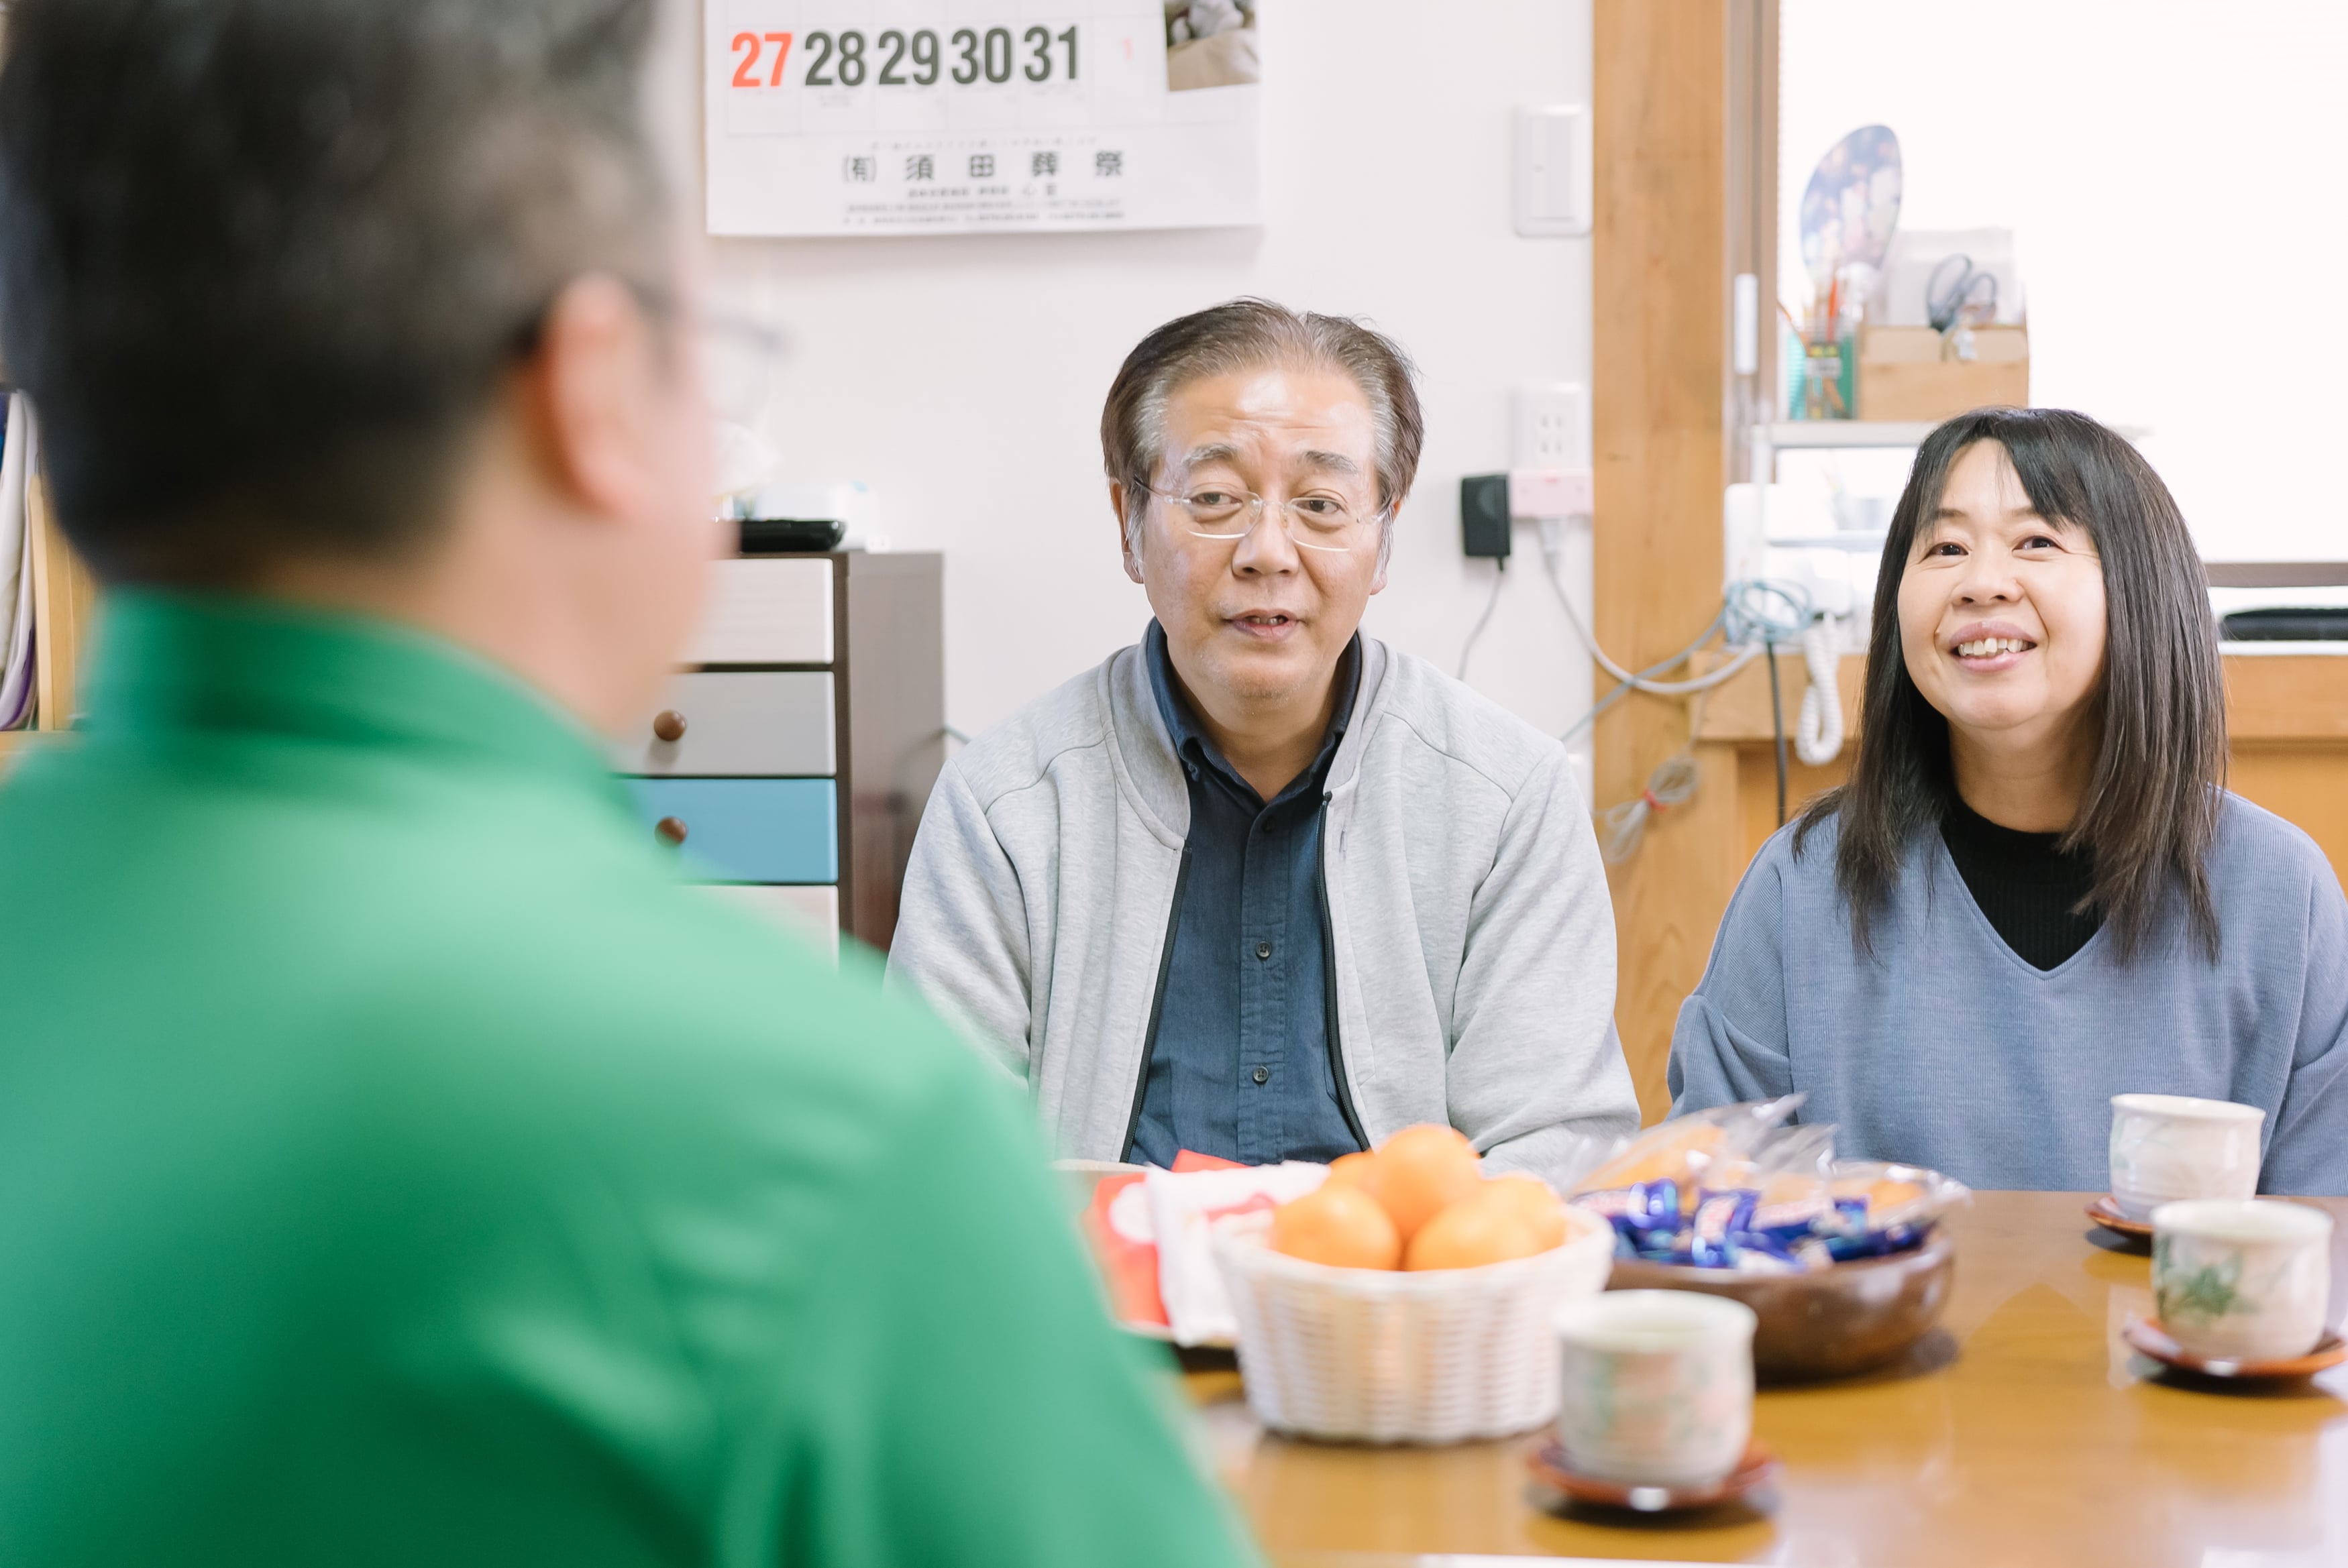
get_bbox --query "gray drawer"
[619,671,835,776]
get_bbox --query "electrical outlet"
[1512,384,1587,469]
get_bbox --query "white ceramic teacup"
[1552,1290,1756,1488]
[2109,1094,2263,1221]
[2150,1198,2333,1363]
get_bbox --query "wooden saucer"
[1528,1439,1778,1514]
[2087,1195,2154,1240]
[2123,1316,2348,1380]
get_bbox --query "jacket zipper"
[1120,846,1193,1162]
[1318,791,1370,1151]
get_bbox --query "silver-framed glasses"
[1144,484,1386,553]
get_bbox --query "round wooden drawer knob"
[654,816,688,847]
[651,710,688,743]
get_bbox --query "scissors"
[1926,253,1999,332]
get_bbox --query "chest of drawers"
[616,551,944,954]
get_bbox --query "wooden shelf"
[1685,649,2348,896]
[1693,649,2348,745]
[1764,421,1943,449]
[1760,420,2152,451]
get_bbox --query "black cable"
[1766,637,1788,828]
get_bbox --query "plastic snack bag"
[1570,1095,1806,1196]
[1567,1099,1964,1274]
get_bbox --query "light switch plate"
[1513,105,1591,237]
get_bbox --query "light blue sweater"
[1668,795,2348,1194]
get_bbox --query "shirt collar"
[1142,618,1360,812]
[83,590,629,807]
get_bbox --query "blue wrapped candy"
[1566,1100,1970,1274]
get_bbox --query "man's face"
[1120,363,1391,717]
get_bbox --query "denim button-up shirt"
[1129,621,1365,1167]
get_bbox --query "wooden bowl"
[1605,1224,1956,1381]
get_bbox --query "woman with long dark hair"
[1668,408,2348,1192]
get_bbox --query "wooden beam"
[25,475,96,730]
[1593,0,1737,1121]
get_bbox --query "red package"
[1078,1150,1245,1333]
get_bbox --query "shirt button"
[1252,1066,1269,1084]
[1256,940,1273,960]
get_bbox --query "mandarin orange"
[1403,1191,1544,1271]
[1370,1124,1483,1241]
[1270,1181,1403,1270]
[1479,1172,1570,1249]
[1325,1150,1385,1200]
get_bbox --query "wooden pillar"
[1591,0,1743,1121]
[27,476,97,730]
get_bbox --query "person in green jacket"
[0,3,1258,1566]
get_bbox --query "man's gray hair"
[0,0,670,581]
[1100,298,1424,563]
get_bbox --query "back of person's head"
[0,0,670,584]
[1803,406,2226,961]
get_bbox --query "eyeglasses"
[694,311,788,427]
[1144,484,1387,554]
[507,280,789,426]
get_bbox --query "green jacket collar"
[86,591,627,804]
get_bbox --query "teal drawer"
[626,778,837,884]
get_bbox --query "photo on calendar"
[1165,0,1259,91]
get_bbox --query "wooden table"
[1183,1190,2348,1567]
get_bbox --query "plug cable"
[1795,616,1846,766]
[1765,636,1788,826]
[1595,710,1705,864]
[1538,517,1766,702]
[1455,557,1507,681]
[1528,522,1822,862]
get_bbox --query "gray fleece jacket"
[885,632,1640,1188]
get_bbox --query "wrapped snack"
[1687,1189,1754,1268]
[1823,1160,1972,1261]
[1745,1123,1836,1242]
[1568,1100,1964,1274]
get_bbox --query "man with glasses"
[892,300,1638,1183]
[0,4,1257,1564]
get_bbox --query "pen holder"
[1791,331,1856,421]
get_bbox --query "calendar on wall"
[704,1,1263,237]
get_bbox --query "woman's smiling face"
[1898,439,2109,755]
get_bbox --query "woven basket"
[1211,1209,1615,1443]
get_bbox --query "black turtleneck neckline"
[1940,797,2101,970]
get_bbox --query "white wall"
[700,0,1595,740]
[1780,0,2348,563]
